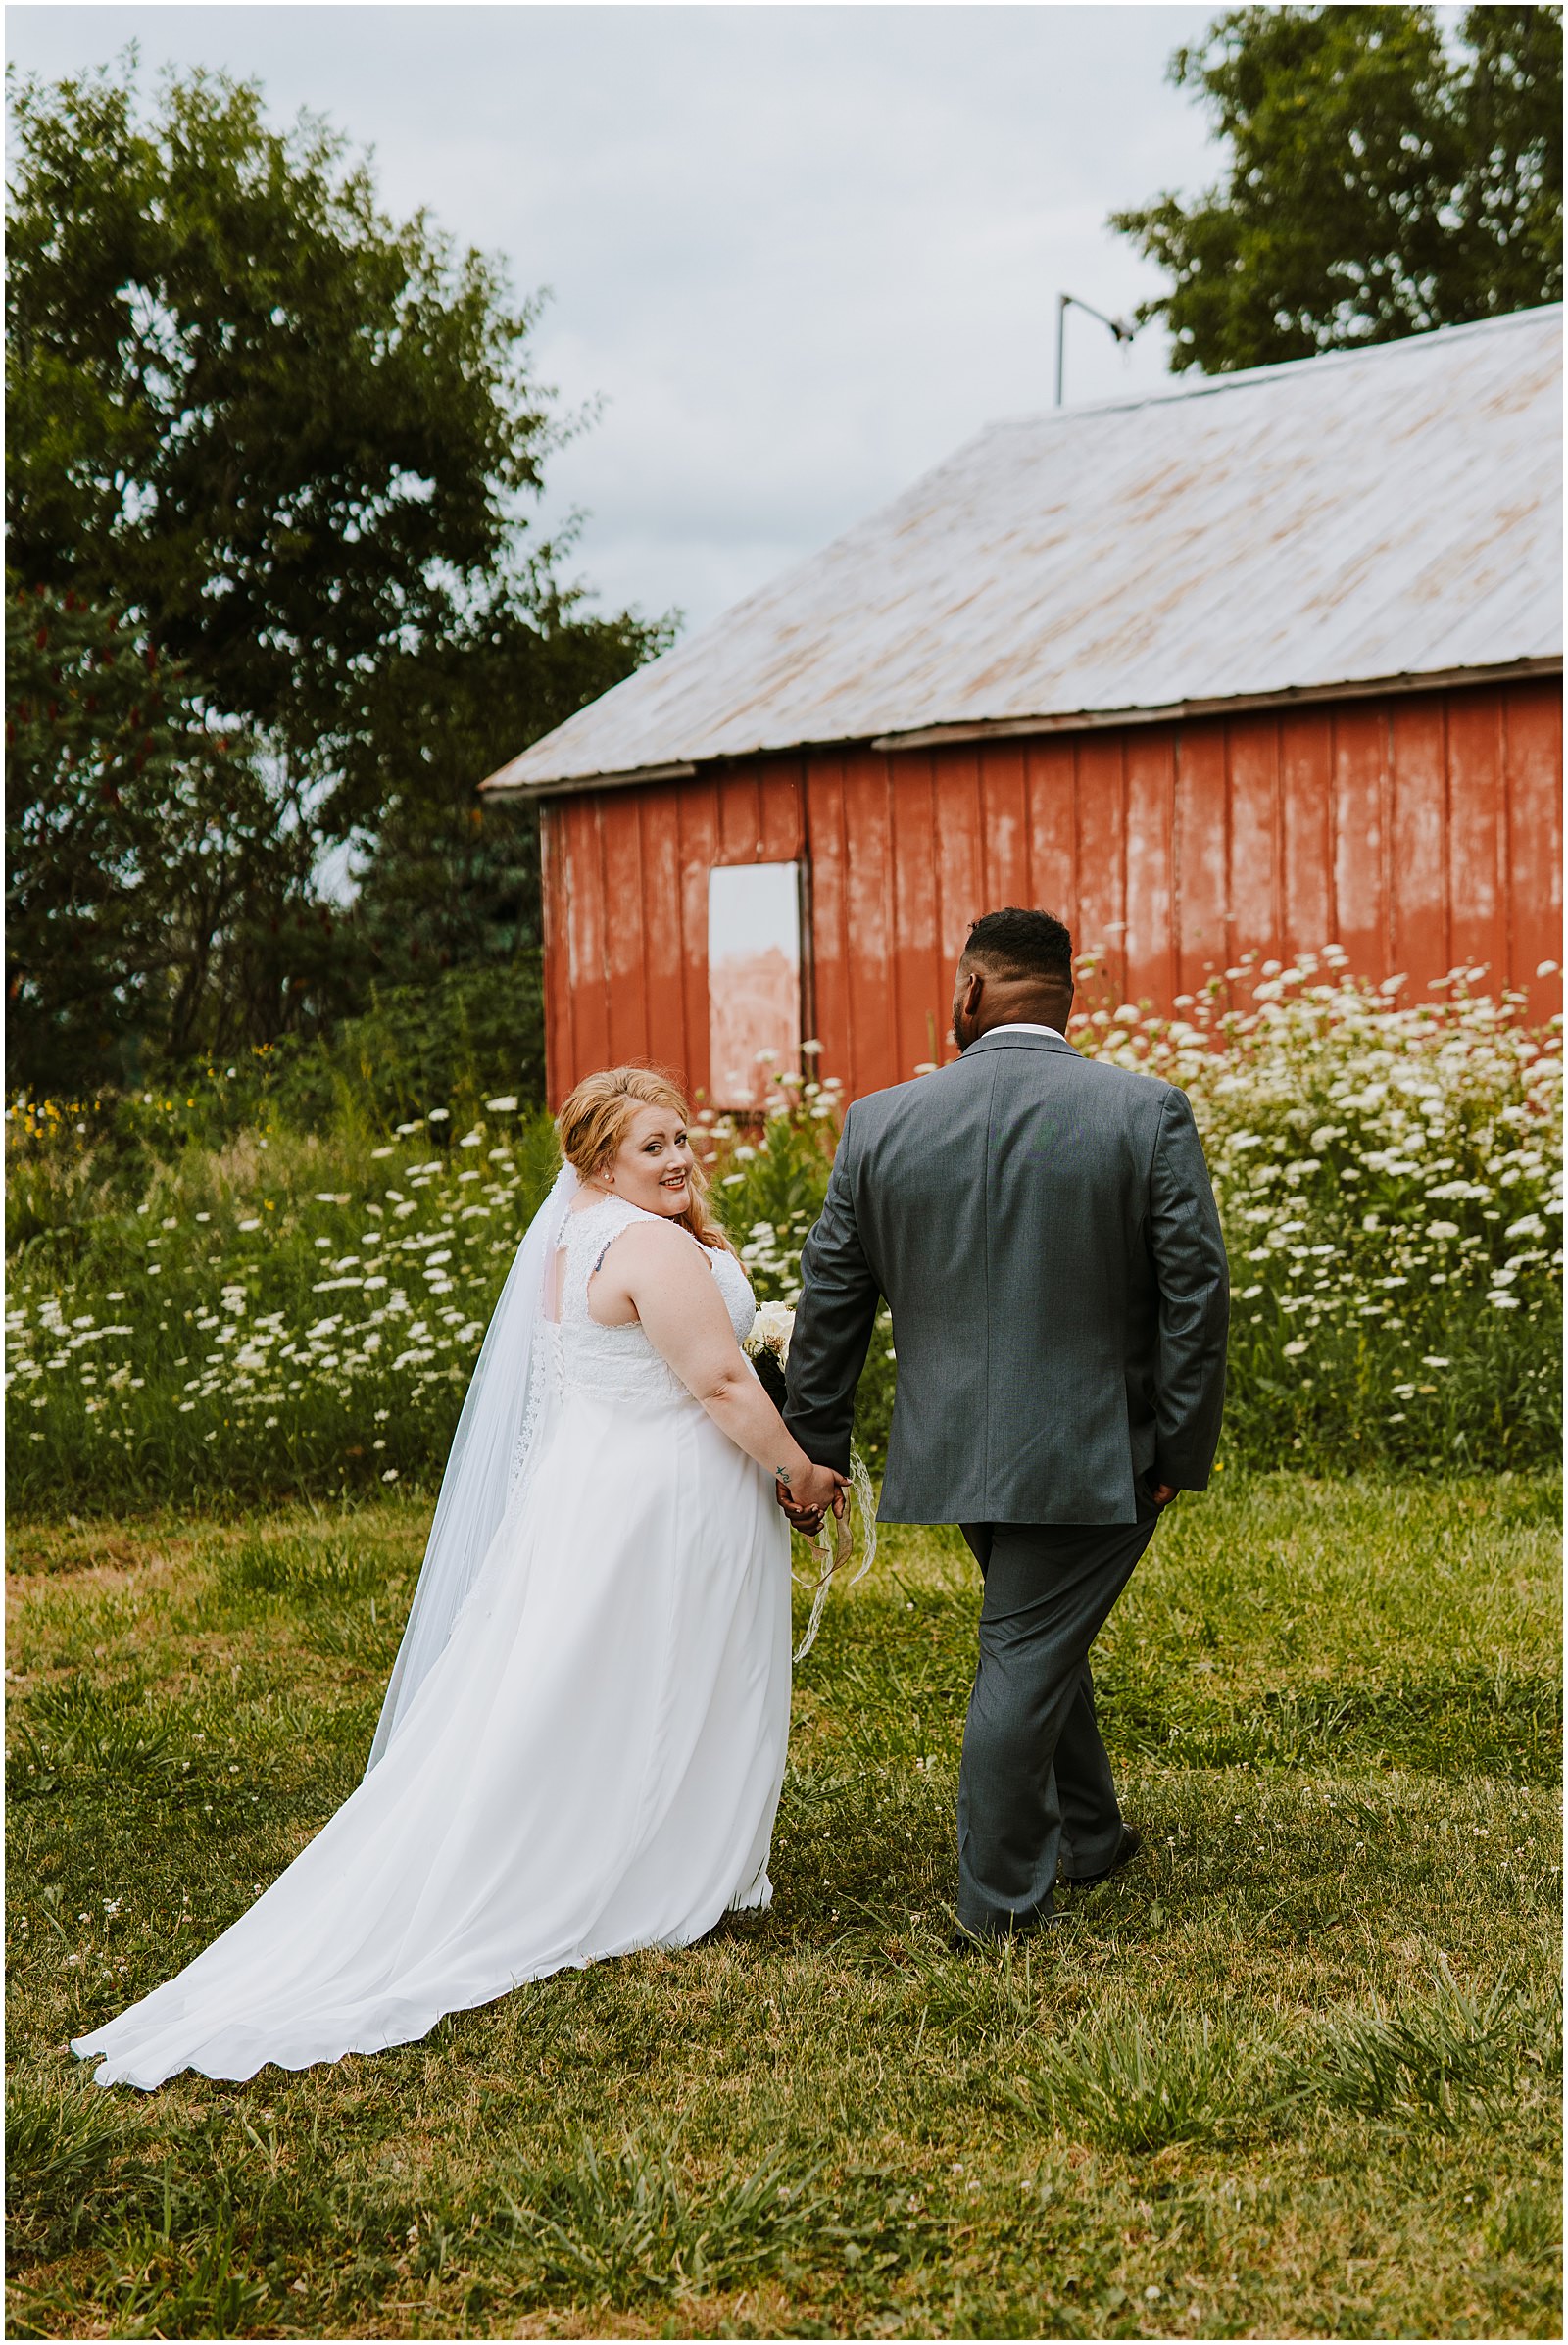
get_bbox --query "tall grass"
[704,954,1562,1475]
[7,955,1559,1510]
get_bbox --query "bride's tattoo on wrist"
[775,1466,793,1485]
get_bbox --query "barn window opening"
[707,862,804,1110]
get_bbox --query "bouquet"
[744,1303,877,1659]
[742,1301,795,1409]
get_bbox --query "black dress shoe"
[947,1917,1054,1953]
[1060,1825,1143,1889]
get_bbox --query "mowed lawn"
[7,1475,1561,2341]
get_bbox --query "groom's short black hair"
[962,907,1073,985]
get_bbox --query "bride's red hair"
[556,1066,730,1252]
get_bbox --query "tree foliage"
[348,567,674,984]
[6,58,555,817]
[5,584,334,1093]
[6,56,666,1089]
[1112,5,1563,371]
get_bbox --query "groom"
[781,907,1228,1940]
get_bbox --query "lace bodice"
[555,1195,758,1404]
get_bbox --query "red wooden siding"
[1507,680,1564,985]
[543,760,807,1107]
[541,679,1562,1107]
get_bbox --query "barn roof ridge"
[484,305,1563,799]
[973,302,1565,440]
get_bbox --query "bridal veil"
[367,1160,578,1767]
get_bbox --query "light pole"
[1054,291,1136,407]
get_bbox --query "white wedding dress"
[74,1194,792,2090]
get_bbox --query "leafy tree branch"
[1112,5,1562,371]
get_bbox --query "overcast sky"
[8,3,1222,634]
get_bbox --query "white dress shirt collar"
[983,1020,1066,1041]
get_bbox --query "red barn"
[484,307,1563,1109]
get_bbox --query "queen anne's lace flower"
[5,956,1559,1489]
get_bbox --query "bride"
[74,1066,846,2090]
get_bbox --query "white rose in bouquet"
[745,1301,796,1365]
[743,1303,793,1411]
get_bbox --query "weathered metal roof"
[485,306,1562,797]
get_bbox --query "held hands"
[775,1457,849,1535]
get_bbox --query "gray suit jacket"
[783,1029,1229,1526]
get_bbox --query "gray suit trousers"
[956,1493,1158,1935]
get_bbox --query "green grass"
[7,1474,1561,2338]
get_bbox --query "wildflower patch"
[5,959,1560,1506]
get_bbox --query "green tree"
[7,56,552,819]
[1112,5,1563,371]
[5,583,331,1094]
[6,56,666,1080]
[346,563,673,988]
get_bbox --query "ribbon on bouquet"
[792,1447,877,1662]
[743,1302,878,1659]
